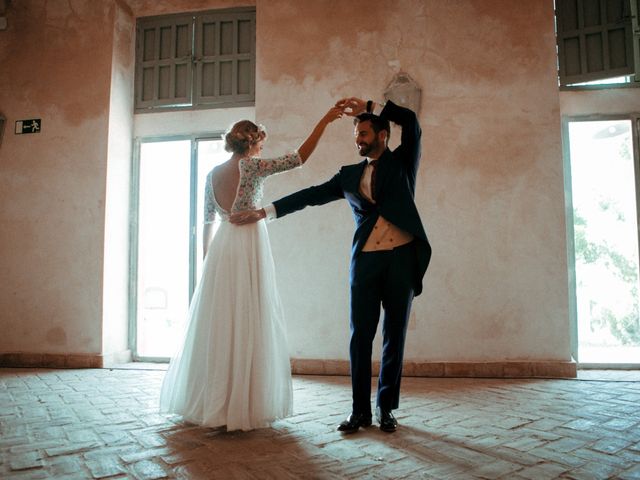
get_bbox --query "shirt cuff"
[372,101,385,116]
[263,204,278,222]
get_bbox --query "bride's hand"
[323,105,345,123]
[229,209,266,225]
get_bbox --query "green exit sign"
[15,119,41,134]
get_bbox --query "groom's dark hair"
[354,113,391,142]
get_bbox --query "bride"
[159,106,344,431]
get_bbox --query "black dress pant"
[349,241,417,415]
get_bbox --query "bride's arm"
[203,173,216,258]
[297,106,344,163]
[255,106,344,177]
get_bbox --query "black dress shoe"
[337,412,372,433]
[376,407,398,432]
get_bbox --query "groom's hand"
[229,208,266,225]
[336,97,366,116]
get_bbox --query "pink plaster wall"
[102,0,136,360]
[0,1,115,354]
[256,0,569,361]
[127,0,246,17]
[0,0,571,364]
[560,88,640,116]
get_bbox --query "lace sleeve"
[204,171,216,224]
[254,151,302,178]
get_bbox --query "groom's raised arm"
[378,100,421,194]
[381,101,421,165]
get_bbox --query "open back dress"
[159,152,301,431]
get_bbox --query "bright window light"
[568,76,632,87]
[568,120,640,364]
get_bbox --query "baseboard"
[0,350,132,369]
[0,353,576,378]
[291,359,577,378]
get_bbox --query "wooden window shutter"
[136,15,194,109]
[135,8,255,110]
[556,0,634,86]
[630,0,640,79]
[193,11,255,107]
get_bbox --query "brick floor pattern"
[1,368,640,479]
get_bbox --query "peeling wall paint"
[0,0,115,354]
[255,0,569,362]
[0,0,572,363]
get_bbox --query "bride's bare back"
[211,159,241,213]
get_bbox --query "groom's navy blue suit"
[273,100,431,415]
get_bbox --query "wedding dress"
[159,152,301,431]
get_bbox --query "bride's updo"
[224,120,267,155]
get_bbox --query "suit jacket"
[273,100,432,296]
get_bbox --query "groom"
[231,97,431,433]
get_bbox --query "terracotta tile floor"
[1,366,639,479]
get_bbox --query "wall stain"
[126,0,243,17]
[46,326,67,346]
[0,1,113,127]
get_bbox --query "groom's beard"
[358,136,381,157]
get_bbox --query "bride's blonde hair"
[224,120,267,154]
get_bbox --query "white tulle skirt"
[159,220,293,431]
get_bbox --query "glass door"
[566,118,640,365]
[132,136,227,360]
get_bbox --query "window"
[131,136,228,360]
[135,8,255,111]
[563,116,640,365]
[555,0,639,87]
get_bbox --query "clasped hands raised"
[229,97,369,226]
[318,97,370,124]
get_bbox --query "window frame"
[129,132,225,362]
[134,7,256,113]
[561,113,640,367]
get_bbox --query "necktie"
[369,160,378,201]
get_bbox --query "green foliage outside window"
[573,138,640,346]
